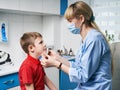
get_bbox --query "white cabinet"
[43,0,60,15]
[68,0,91,6]
[0,0,19,10]
[42,16,61,50]
[19,0,43,13]
[0,0,60,15]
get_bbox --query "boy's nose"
[44,44,46,47]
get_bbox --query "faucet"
[63,46,68,55]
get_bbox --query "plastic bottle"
[69,48,73,56]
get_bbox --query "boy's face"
[33,37,46,56]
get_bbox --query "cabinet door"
[20,0,43,12]
[0,0,19,10]
[59,70,77,90]
[59,59,77,90]
[0,73,19,90]
[43,0,60,15]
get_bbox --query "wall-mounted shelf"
[0,0,60,15]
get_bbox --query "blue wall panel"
[60,0,68,15]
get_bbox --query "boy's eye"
[39,40,43,44]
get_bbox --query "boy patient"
[19,32,57,90]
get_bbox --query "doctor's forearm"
[54,60,69,74]
[60,63,70,74]
[57,56,70,67]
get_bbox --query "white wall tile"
[0,12,59,89]
[0,13,43,65]
[60,17,81,54]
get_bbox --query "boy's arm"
[25,83,34,90]
[45,75,57,90]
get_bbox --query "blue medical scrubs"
[69,29,112,90]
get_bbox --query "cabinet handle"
[3,80,14,84]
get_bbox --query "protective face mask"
[67,23,80,34]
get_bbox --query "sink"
[62,55,75,59]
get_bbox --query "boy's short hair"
[20,32,42,54]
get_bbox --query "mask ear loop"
[79,16,85,34]
[80,23,83,34]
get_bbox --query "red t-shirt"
[19,55,45,90]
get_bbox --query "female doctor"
[41,1,112,90]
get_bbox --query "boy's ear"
[28,45,34,52]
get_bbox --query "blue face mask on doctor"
[67,23,81,34]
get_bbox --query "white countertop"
[0,63,19,76]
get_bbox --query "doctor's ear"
[79,15,85,23]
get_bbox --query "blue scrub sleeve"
[69,40,104,83]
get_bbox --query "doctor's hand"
[41,52,60,68]
[47,50,62,62]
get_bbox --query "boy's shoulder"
[19,57,32,69]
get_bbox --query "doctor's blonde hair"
[64,1,100,31]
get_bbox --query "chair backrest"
[110,42,120,90]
